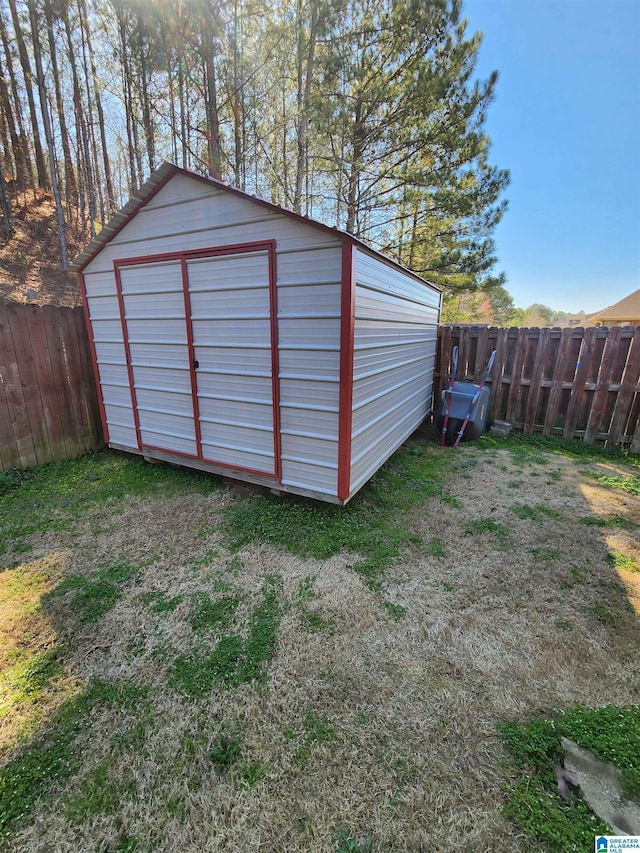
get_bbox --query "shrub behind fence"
[0,302,102,471]
[437,325,640,451]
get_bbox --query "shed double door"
[117,247,277,477]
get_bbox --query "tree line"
[0,0,509,313]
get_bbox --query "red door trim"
[113,262,143,450]
[337,242,357,501]
[113,240,281,481]
[78,270,110,444]
[113,240,277,270]
[180,256,203,460]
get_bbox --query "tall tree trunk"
[7,0,49,190]
[77,0,104,224]
[27,0,68,268]
[44,0,77,209]
[116,10,138,193]
[137,15,155,173]
[201,8,222,179]
[62,1,96,236]
[78,0,115,214]
[0,52,21,187]
[231,0,244,188]
[0,161,14,232]
[0,9,32,189]
[0,108,12,175]
[294,0,319,214]
[178,58,187,169]
[345,116,364,234]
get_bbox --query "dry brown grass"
[2,442,639,852]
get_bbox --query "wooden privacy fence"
[436,325,640,451]
[0,302,102,472]
[2,304,640,473]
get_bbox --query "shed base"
[109,444,345,505]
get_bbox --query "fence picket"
[584,327,622,444]
[608,328,640,445]
[543,328,575,436]
[505,328,528,425]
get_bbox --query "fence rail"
[0,302,102,472]
[436,325,640,451]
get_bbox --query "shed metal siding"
[82,171,343,497]
[349,249,440,495]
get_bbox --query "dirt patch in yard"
[1,440,639,852]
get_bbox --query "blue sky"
[464,0,640,314]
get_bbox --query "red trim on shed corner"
[181,256,203,460]
[337,242,357,501]
[266,239,282,483]
[78,270,110,445]
[113,263,143,450]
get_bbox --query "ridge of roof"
[70,162,441,291]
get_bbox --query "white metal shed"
[72,163,441,504]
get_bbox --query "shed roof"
[70,162,440,292]
[591,288,640,324]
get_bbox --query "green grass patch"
[608,551,640,573]
[590,472,640,495]
[169,574,283,697]
[64,756,137,822]
[296,576,335,635]
[478,433,640,467]
[237,758,268,789]
[335,830,374,853]
[464,518,508,538]
[223,442,452,588]
[500,704,640,848]
[0,648,62,714]
[188,591,241,632]
[139,590,184,614]
[381,600,407,621]
[584,603,619,626]
[511,503,562,522]
[44,559,140,624]
[0,451,221,556]
[286,708,338,766]
[0,677,147,839]
[528,545,561,562]
[425,538,445,558]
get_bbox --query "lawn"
[0,432,639,852]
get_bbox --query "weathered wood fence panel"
[436,325,640,450]
[0,302,103,471]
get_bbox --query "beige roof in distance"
[591,288,640,326]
